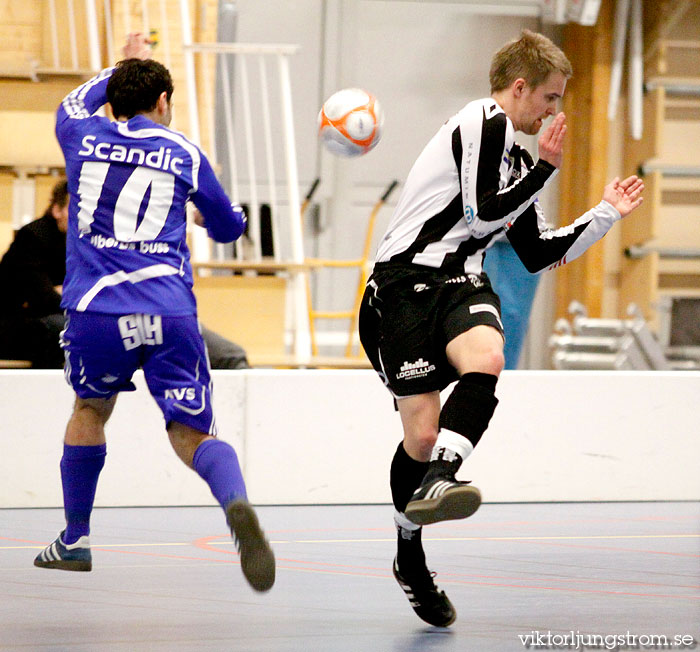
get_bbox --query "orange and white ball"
[318,88,383,157]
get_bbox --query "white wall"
[2,370,698,508]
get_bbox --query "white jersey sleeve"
[505,199,622,274]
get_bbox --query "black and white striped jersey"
[375,98,621,276]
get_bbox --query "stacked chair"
[549,301,673,370]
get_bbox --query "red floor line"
[193,536,700,592]
[0,536,52,545]
[16,538,691,601]
[109,546,700,601]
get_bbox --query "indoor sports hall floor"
[1,502,698,651]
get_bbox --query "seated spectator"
[0,180,68,368]
[0,179,249,369]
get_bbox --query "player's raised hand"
[603,175,644,218]
[538,112,567,169]
[122,33,152,60]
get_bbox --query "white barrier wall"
[2,370,699,508]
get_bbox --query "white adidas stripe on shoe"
[34,532,92,572]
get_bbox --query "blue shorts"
[61,310,217,435]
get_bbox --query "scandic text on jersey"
[78,135,185,175]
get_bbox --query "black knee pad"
[438,372,499,447]
[390,442,429,513]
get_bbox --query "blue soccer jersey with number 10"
[57,67,246,316]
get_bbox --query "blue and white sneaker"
[34,531,92,572]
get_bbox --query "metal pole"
[219,56,243,261]
[608,0,630,121]
[123,0,131,38]
[67,0,79,70]
[625,246,700,260]
[178,0,208,263]
[239,54,261,261]
[85,0,102,71]
[645,81,700,96]
[628,0,643,140]
[638,164,700,177]
[158,0,172,70]
[178,0,200,145]
[103,0,114,65]
[278,53,311,359]
[259,56,280,262]
[140,0,150,34]
[48,0,60,68]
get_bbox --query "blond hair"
[489,30,572,92]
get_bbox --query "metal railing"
[625,246,700,260]
[26,0,313,359]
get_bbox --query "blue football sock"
[193,439,247,508]
[60,444,106,545]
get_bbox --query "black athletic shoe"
[226,499,276,592]
[33,531,92,572]
[405,477,481,526]
[392,556,456,627]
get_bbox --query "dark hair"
[106,58,174,119]
[50,179,69,209]
[41,179,68,219]
[490,30,572,93]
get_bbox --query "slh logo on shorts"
[397,358,436,380]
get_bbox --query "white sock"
[430,429,474,462]
[394,509,420,532]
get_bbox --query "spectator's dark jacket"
[0,214,66,318]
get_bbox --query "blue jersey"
[57,67,245,316]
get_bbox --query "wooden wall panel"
[620,253,659,326]
[620,170,660,249]
[555,0,613,319]
[193,275,287,356]
[0,1,41,72]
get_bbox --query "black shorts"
[359,262,503,398]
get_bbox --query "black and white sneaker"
[405,477,481,526]
[392,556,456,627]
[226,499,276,592]
[34,531,92,572]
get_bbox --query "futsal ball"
[318,88,383,157]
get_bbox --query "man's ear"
[50,203,62,221]
[512,78,526,98]
[157,91,169,114]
